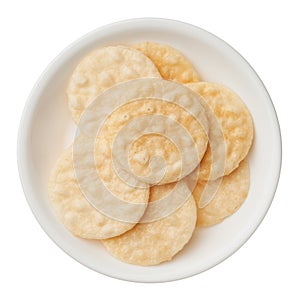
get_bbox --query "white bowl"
[17,18,281,283]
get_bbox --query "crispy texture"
[133,42,201,83]
[48,143,149,239]
[193,160,250,227]
[95,98,208,185]
[187,82,254,180]
[66,46,161,123]
[129,134,180,183]
[102,182,197,266]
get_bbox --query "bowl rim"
[17,17,282,283]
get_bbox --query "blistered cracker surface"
[66,46,161,123]
[133,42,201,83]
[48,145,148,239]
[102,183,197,265]
[74,134,150,205]
[95,98,208,185]
[187,82,254,180]
[193,160,250,227]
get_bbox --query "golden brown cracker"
[193,160,250,227]
[67,46,161,123]
[102,182,197,265]
[187,82,254,180]
[48,141,149,239]
[133,42,200,83]
[95,98,208,185]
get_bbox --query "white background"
[1,0,299,298]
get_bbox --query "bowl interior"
[18,19,281,282]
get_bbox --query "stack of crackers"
[48,42,254,265]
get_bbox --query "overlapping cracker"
[67,46,161,123]
[48,41,255,266]
[187,82,254,180]
[95,98,208,185]
[133,42,201,83]
[102,182,197,266]
[48,139,149,239]
[193,160,250,227]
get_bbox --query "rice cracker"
[67,46,161,123]
[187,82,253,180]
[96,98,208,185]
[193,160,250,227]
[48,138,149,239]
[102,182,197,265]
[133,42,200,83]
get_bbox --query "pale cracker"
[95,98,208,185]
[101,182,197,266]
[66,46,161,123]
[187,82,254,180]
[48,141,149,239]
[193,160,250,227]
[133,42,201,83]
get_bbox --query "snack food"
[134,42,201,83]
[187,82,254,180]
[95,98,208,185]
[66,46,161,123]
[193,160,250,227]
[48,42,255,266]
[48,137,149,239]
[102,182,197,266]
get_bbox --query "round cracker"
[102,182,197,266]
[48,142,149,239]
[187,82,254,180]
[193,160,250,227]
[133,42,201,83]
[66,46,161,123]
[96,98,208,185]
